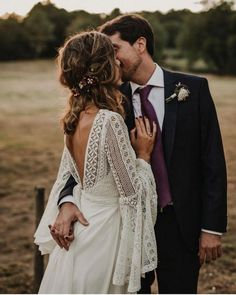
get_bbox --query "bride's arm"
[51,178,89,250]
[105,113,158,292]
[34,146,89,254]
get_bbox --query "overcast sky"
[0,0,207,16]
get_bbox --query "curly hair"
[58,31,124,135]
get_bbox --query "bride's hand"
[49,202,89,251]
[130,116,157,163]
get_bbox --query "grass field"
[0,60,235,293]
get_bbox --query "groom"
[52,14,227,294]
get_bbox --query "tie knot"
[136,85,153,101]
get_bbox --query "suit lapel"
[162,69,178,168]
[120,82,135,131]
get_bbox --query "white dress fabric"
[34,109,158,294]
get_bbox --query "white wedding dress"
[34,109,158,294]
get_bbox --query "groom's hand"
[49,202,89,250]
[198,232,222,266]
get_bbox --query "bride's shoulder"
[102,109,125,124]
[102,110,127,137]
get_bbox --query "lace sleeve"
[34,146,81,255]
[105,113,158,293]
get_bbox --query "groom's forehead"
[109,33,121,44]
[109,33,130,49]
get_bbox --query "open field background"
[0,60,235,293]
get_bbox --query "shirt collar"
[130,63,164,95]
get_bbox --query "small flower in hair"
[71,75,99,96]
[78,75,99,90]
[71,87,80,97]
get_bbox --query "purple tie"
[137,85,172,209]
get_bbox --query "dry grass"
[0,60,235,293]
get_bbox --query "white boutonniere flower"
[166,82,190,103]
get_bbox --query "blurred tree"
[177,13,206,67]
[225,6,236,73]
[66,10,102,35]
[24,4,55,57]
[0,14,33,60]
[160,9,192,22]
[0,0,235,75]
[105,8,122,21]
[24,2,71,56]
[198,0,234,10]
[201,1,233,73]
[198,0,219,10]
[38,3,71,54]
[227,35,236,74]
[177,1,236,74]
[141,12,166,61]
[163,20,180,48]
[161,9,193,48]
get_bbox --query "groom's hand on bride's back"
[49,202,89,251]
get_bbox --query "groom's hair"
[98,14,154,57]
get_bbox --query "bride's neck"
[83,103,99,114]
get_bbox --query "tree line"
[0,0,235,74]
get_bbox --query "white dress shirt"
[130,64,165,130]
[59,63,222,236]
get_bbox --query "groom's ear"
[134,37,147,54]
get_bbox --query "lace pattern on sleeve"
[105,113,158,293]
[84,111,107,189]
[34,147,76,254]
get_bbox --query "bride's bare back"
[66,108,100,185]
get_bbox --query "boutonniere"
[166,82,190,103]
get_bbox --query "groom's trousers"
[139,205,200,294]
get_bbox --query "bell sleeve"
[105,113,158,293]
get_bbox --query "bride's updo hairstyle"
[58,31,124,135]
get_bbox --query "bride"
[34,31,158,294]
